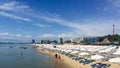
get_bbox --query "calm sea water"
[0,44,56,68]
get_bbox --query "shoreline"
[33,44,120,68]
[35,45,92,68]
[35,46,73,68]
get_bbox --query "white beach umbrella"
[88,49,98,52]
[80,48,86,51]
[56,48,61,51]
[113,52,120,55]
[60,49,66,52]
[99,47,115,53]
[91,55,104,59]
[79,52,89,56]
[70,51,80,54]
[99,49,111,53]
[64,50,72,53]
[109,57,120,63]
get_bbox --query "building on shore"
[101,38,110,44]
[71,37,84,43]
[32,39,35,43]
[71,36,98,44]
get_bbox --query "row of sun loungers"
[91,62,110,68]
[35,44,114,68]
[61,52,111,68]
[62,53,95,65]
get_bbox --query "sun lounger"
[91,63,110,68]
[79,59,95,64]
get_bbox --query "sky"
[0,0,120,42]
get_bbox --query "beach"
[36,46,73,68]
[34,44,120,68]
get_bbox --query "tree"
[41,40,46,44]
[60,37,63,44]
[47,40,51,44]
[52,40,58,44]
[97,34,120,45]
[64,40,71,43]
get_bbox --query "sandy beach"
[34,44,120,68]
[36,46,73,68]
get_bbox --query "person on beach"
[58,54,61,59]
[55,53,58,58]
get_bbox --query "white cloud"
[0,1,118,37]
[75,23,112,36]
[25,35,32,38]
[0,32,12,39]
[49,13,61,17]
[43,34,56,38]
[39,17,78,28]
[0,11,31,21]
[103,7,108,11]
[16,34,22,37]
[0,32,34,40]
[36,16,118,36]
[107,0,120,12]
[0,32,9,35]
[0,1,32,22]
[108,0,120,8]
[0,33,22,37]
[0,1,30,11]
[34,23,50,28]
[58,33,74,38]
[36,33,74,38]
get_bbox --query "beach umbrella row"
[79,52,89,56]
[91,55,104,60]
[109,57,120,63]
[113,47,120,55]
[70,51,80,54]
[99,46,116,53]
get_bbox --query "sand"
[35,45,120,68]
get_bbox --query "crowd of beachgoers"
[33,44,120,68]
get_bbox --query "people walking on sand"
[55,53,58,63]
[55,53,61,59]
[55,53,58,58]
[58,54,61,59]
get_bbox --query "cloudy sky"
[0,0,120,42]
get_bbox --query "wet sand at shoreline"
[36,47,73,68]
[35,46,92,68]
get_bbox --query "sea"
[0,44,59,68]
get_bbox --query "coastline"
[36,45,73,68]
[34,44,92,68]
[34,44,120,68]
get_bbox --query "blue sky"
[0,0,120,42]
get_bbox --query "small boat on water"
[23,47,27,49]
[10,46,13,48]
[20,47,27,49]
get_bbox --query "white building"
[71,37,84,43]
